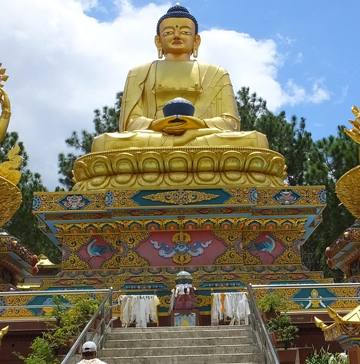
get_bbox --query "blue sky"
[86,0,360,139]
[2,0,359,189]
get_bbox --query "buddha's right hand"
[150,116,186,133]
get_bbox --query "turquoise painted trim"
[132,189,232,207]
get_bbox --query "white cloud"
[282,79,330,106]
[294,52,304,64]
[276,33,294,45]
[1,0,330,189]
[75,0,99,11]
[335,85,349,104]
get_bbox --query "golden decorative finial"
[314,317,328,330]
[344,106,360,144]
[327,306,343,323]
[0,326,9,346]
[0,63,11,143]
[0,64,22,185]
[175,2,181,6]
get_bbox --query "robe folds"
[119,60,241,133]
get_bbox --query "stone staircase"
[100,325,262,364]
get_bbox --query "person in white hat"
[76,341,107,364]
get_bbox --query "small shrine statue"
[169,271,196,311]
[92,3,268,151]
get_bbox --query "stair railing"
[247,284,279,364]
[61,288,114,364]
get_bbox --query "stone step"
[98,352,262,364]
[107,327,252,340]
[101,344,259,357]
[110,325,249,332]
[105,336,254,348]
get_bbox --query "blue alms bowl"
[163,97,195,117]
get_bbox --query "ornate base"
[72,146,287,191]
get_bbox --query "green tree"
[237,87,314,186]
[58,92,122,190]
[1,131,60,263]
[302,127,358,280]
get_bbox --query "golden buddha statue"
[92,4,268,151]
[73,4,286,191]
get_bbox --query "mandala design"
[32,195,42,211]
[105,191,114,207]
[271,189,302,205]
[249,188,257,203]
[57,195,92,210]
[318,189,326,204]
[143,190,219,205]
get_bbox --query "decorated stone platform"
[32,185,326,286]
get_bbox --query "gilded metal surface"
[0,65,11,143]
[0,145,22,185]
[316,304,360,342]
[336,105,360,218]
[72,147,287,191]
[336,165,360,218]
[0,326,8,346]
[344,106,360,144]
[0,176,22,227]
[91,16,272,155]
[0,69,23,226]
[143,189,219,205]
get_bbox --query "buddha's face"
[155,17,201,58]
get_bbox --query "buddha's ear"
[154,35,161,50]
[194,34,201,49]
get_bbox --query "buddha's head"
[155,3,201,60]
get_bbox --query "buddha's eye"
[163,31,174,36]
[181,31,192,35]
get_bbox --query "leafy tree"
[1,131,61,263]
[237,87,314,186]
[302,127,359,280]
[58,92,122,190]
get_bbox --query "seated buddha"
[91,4,269,152]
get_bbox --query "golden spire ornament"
[0,64,11,143]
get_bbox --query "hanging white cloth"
[119,294,159,328]
[211,292,250,326]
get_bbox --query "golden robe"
[92,60,268,151]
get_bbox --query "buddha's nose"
[174,28,181,38]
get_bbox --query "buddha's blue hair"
[156,4,198,35]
